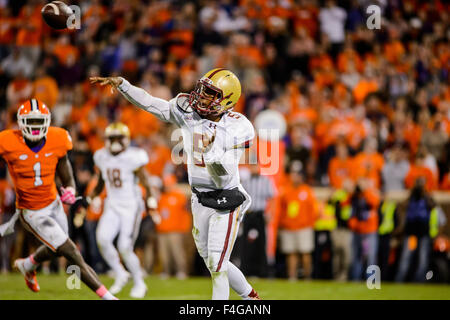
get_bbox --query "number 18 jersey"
[0,127,73,210]
[93,146,149,202]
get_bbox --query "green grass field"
[0,273,449,300]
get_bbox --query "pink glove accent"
[60,187,76,205]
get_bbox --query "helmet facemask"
[106,135,129,154]
[18,114,51,142]
[189,79,230,117]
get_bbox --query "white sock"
[211,271,229,300]
[228,262,252,299]
[23,254,39,271]
[96,285,118,300]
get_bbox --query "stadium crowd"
[0,0,449,283]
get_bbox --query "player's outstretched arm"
[90,76,172,122]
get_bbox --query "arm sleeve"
[131,149,149,171]
[117,78,172,123]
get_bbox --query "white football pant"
[96,199,144,285]
[191,185,253,300]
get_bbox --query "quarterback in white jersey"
[80,122,156,299]
[91,68,260,300]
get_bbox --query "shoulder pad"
[175,93,193,113]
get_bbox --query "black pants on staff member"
[241,210,268,278]
[313,230,333,279]
[378,234,392,281]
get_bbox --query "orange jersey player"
[0,99,117,300]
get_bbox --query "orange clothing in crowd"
[146,144,172,177]
[166,29,193,61]
[0,16,16,44]
[405,165,437,191]
[52,43,80,65]
[441,173,450,190]
[351,152,384,189]
[328,157,353,189]
[293,4,318,37]
[352,79,378,104]
[16,8,42,47]
[402,122,422,155]
[348,189,380,234]
[33,76,59,108]
[279,183,317,231]
[337,49,363,73]
[384,40,405,64]
[0,127,72,210]
[156,188,191,233]
[120,105,160,139]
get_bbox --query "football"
[41,1,73,30]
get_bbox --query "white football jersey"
[93,146,149,201]
[169,94,254,190]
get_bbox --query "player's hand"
[89,76,123,92]
[60,187,76,205]
[74,207,86,228]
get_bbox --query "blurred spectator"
[154,177,191,279]
[318,0,347,58]
[381,143,410,193]
[313,198,337,279]
[240,161,275,278]
[285,124,312,172]
[405,151,438,191]
[6,72,32,107]
[395,178,445,282]
[377,196,400,281]
[328,141,352,189]
[32,66,59,108]
[348,179,380,281]
[352,137,384,190]
[279,161,317,280]
[330,180,354,281]
[0,47,33,78]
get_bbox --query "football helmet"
[17,99,51,142]
[105,122,130,154]
[189,68,241,117]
